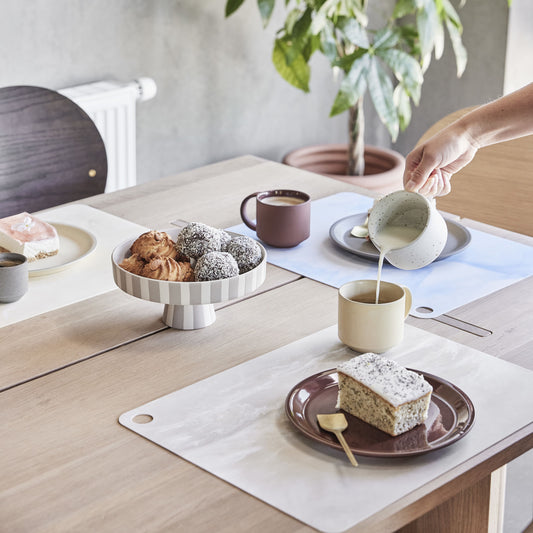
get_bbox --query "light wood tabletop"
[1,156,531,533]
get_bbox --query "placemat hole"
[133,414,153,424]
[416,306,434,314]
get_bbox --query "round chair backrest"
[0,85,107,217]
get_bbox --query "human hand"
[403,124,478,197]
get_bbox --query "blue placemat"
[227,192,533,318]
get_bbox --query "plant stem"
[348,98,365,176]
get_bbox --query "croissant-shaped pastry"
[119,253,145,275]
[130,230,178,261]
[142,256,194,282]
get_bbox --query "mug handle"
[240,192,259,231]
[401,286,412,318]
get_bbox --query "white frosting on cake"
[0,212,59,261]
[337,353,432,407]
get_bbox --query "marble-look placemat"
[120,325,533,533]
[0,204,148,327]
[226,192,533,318]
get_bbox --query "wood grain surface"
[1,156,531,533]
[0,86,107,217]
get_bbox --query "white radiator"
[59,78,157,193]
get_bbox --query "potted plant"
[225,0,467,192]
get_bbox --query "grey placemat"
[119,325,533,533]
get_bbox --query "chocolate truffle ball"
[226,236,262,273]
[194,251,239,281]
[218,229,233,252]
[176,222,221,260]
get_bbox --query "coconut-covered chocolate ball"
[218,229,232,252]
[226,236,262,273]
[194,251,239,281]
[176,222,221,260]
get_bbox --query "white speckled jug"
[368,191,448,270]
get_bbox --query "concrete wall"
[0,0,510,185]
[504,0,533,94]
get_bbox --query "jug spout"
[368,191,448,270]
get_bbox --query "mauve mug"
[240,189,311,247]
[0,252,28,303]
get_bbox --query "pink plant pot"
[283,144,405,194]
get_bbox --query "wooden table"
[1,156,531,533]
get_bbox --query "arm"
[404,82,533,196]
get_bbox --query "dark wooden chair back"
[0,85,107,217]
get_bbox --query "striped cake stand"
[111,229,267,330]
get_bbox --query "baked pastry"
[337,353,432,437]
[194,251,239,281]
[176,222,221,260]
[226,235,262,273]
[0,212,59,262]
[142,256,195,281]
[130,230,177,261]
[119,253,145,275]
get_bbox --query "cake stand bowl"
[111,230,267,330]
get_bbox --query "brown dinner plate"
[285,368,475,457]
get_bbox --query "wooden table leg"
[397,467,507,533]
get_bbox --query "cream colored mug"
[338,280,412,353]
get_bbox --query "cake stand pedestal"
[163,303,216,330]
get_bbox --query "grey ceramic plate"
[285,368,475,458]
[329,213,471,262]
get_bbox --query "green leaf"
[272,38,311,92]
[225,0,246,17]
[394,85,412,131]
[337,17,369,48]
[396,24,420,56]
[320,20,338,62]
[392,0,417,19]
[445,18,467,77]
[332,47,367,73]
[441,0,462,29]
[330,54,370,116]
[376,48,423,104]
[373,28,400,50]
[283,8,313,64]
[257,0,275,27]
[433,20,445,59]
[417,0,439,71]
[367,56,399,141]
[292,7,313,41]
[302,34,321,62]
[310,10,327,34]
[284,8,302,34]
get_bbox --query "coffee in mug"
[260,196,306,207]
[240,189,310,247]
[338,280,412,353]
[0,252,28,303]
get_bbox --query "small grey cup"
[0,252,28,303]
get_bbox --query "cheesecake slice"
[0,212,59,262]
